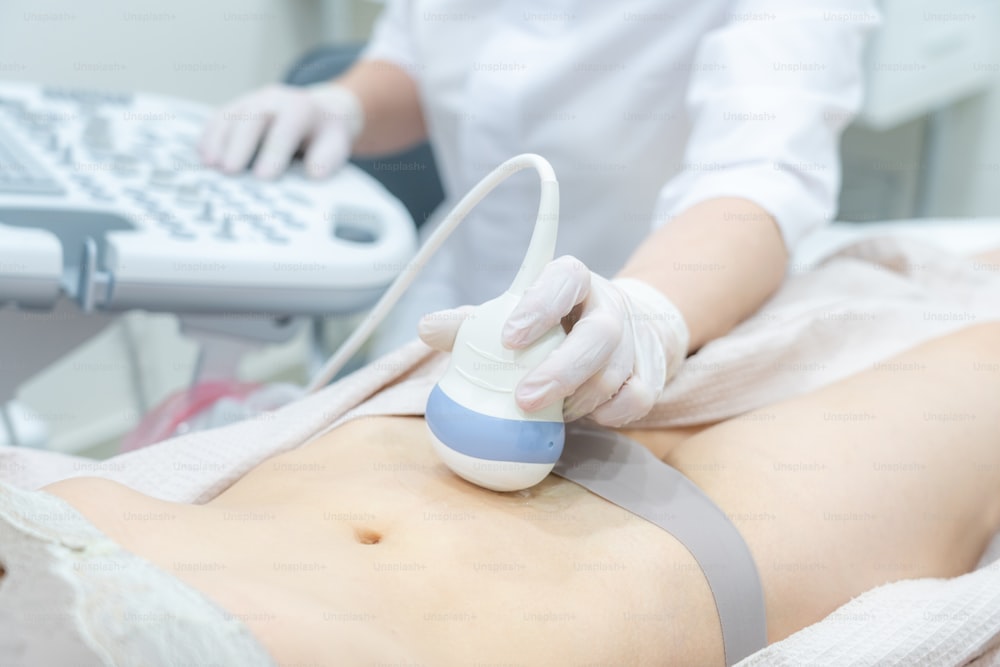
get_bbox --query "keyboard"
[0,81,417,315]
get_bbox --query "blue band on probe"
[426,384,565,464]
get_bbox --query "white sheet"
[795,217,1000,266]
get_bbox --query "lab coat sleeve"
[654,0,880,250]
[359,0,419,79]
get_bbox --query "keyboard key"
[113,153,140,176]
[150,167,177,188]
[0,126,65,196]
[284,189,310,205]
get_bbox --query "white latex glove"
[199,83,364,180]
[419,256,690,427]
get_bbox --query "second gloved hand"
[419,256,690,427]
[199,83,364,180]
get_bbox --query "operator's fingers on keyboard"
[200,104,238,167]
[253,101,313,179]
[303,123,350,179]
[514,307,622,412]
[502,256,591,349]
[220,104,272,174]
[418,306,476,352]
[563,338,633,422]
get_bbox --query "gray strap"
[553,424,767,666]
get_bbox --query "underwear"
[555,424,767,666]
[0,482,275,667]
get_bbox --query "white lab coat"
[366,0,879,355]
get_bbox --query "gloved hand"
[419,256,690,427]
[199,83,364,180]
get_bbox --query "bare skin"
[617,197,787,353]
[335,60,427,157]
[44,314,1000,666]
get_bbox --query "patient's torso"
[46,417,723,666]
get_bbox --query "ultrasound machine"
[0,81,417,446]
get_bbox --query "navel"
[353,526,383,545]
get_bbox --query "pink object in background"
[120,380,261,452]
[119,380,303,452]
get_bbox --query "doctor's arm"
[623,0,880,351]
[421,1,877,426]
[617,197,786,353]
[332,60,426,156]
[455,196,785,426]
